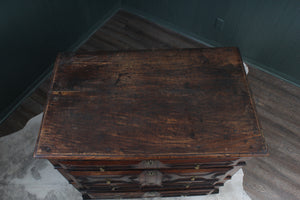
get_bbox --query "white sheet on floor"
[0,113,251,200]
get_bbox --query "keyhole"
[147,171,154,176]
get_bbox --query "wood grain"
[34,48,266,160]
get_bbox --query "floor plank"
[244,67,300,200]
[0,9,299,200]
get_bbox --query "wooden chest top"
[34,48,267,160]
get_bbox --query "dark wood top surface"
[34,48,267,160]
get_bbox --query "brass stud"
[106,180,111,185]
[99,167,105,172]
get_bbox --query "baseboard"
[122,6,300,88]
[0,5,121,125]
[242,57,300,87]
[0,66,52,124]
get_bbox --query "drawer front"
[85,188,219,199]
[73,176,222,189]
[77,181,223,192]
[54,158,242,171]
[67,167,232,192]
[79,183,215,193]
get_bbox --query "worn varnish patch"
[34,48,267,160]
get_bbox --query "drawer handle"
[190,176,195,181]
[195,165,200,169]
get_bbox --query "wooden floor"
[0,10,299,200]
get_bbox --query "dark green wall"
[123,0,300,86]
[0,0,120,123]
[1,0,299,124]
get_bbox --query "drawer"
[75,178,223,189]
[85,188,219,199]
[79,182,215,193]
[68,167,232,187]
[53,158,243,171]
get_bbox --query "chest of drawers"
[34,48,267,199]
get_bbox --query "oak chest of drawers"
[34,47,267,199]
